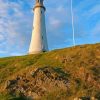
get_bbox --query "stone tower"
[29,0,48,54]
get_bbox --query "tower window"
[41,11,42,14]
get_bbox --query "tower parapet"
[34,0,46,11]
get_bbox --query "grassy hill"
[0,43,100,100]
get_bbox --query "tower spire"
[29,0,48,54]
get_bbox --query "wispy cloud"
[88,5,100,16]
[83,4,100,18]
[0,0,33,55]
[92,21,100,35]
[0,34,5,41]
[0,50,7,54]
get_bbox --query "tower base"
[29,50,47,54]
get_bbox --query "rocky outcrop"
[5,67,70,99]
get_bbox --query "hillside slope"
[0,43,100,100]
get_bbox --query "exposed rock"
[61,55,73,63]
[5,67,70,99]
[74,97,98,100]
[5,80,17,89]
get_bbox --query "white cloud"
[0,0,33,55]
[46,4,69,31]
[0,34,4,41]
[89,5,100,15]
[9,52,25,56]
[83,4,100,18]
[92,21,100,35]
[0,50,7,54]
[49,17,62,29]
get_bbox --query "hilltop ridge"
[0,43,100,100]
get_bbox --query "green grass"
[0,43,100,99]
[0,93,26,100]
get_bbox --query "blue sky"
[0,0,100,57]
